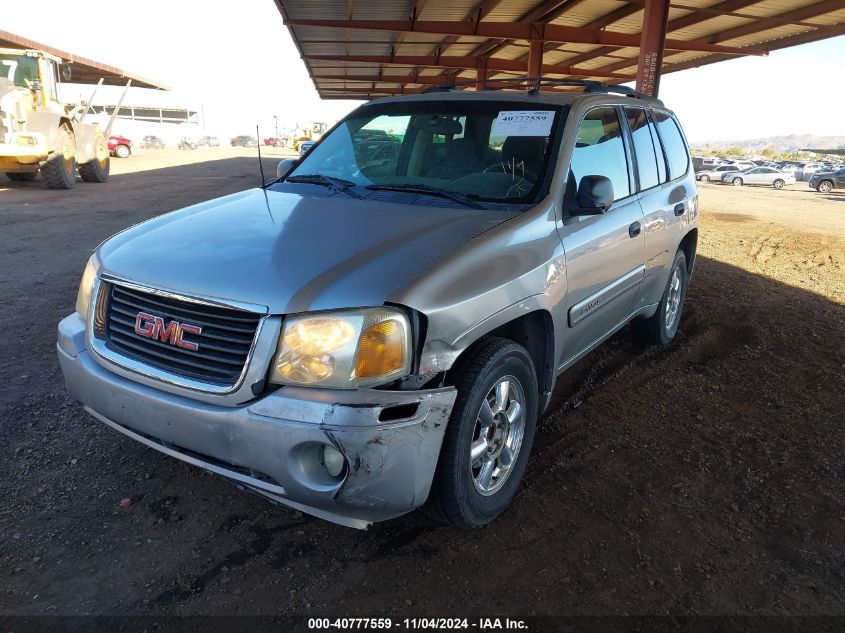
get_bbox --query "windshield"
[278,100,564,206]
[0,54,39,89]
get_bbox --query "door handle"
[628,222,641,238]
[674,203,686,216]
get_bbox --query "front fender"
[389,201,567,374]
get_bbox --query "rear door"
[629,108,695,311]
[557,106,645,366]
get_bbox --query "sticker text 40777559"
[492,110,555,137]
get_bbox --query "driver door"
[557,106,645,368]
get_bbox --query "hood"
[98,188,517,314]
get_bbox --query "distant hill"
[691,135,845,153]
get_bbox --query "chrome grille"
[102,283,262,386]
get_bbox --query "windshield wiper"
[366,183,485,209]
[286,174,363,198]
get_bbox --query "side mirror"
[276,158,297,180]
[60,63,72,81]
[573,175,614,215]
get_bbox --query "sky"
[4,0,844,143]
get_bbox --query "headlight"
[75,255,99,319]
[270,308,412,389]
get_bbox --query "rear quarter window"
[652,110,689,181]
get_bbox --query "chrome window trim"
[87,276,269,395]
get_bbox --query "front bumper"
[57,313,456,529]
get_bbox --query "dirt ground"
[0,152,843,620]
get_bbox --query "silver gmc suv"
[58,79,698,529]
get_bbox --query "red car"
[108,135,133,159]
[263,137,286,147]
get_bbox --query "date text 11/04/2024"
[307,618,529,630]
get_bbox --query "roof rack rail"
[422,76,663,106]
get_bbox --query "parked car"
[721,166,796,188]
[696,164,740,182]
[108,135,133,159]
[263,137,286,147]
[796,162,827,181]
[198,136,220,147]
[230,135,258,148]
[808,168,845,193]
[59,84,698,530]
[178,137,198,150]
[298,139,316,155]
[140,135,165,150]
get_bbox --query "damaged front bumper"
[57,313,456,529]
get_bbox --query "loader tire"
[79,133,110,183]
[43,126,77,189]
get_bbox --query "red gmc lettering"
[134,312,202,350]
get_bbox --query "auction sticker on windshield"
[492,110,555,137]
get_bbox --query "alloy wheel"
[470,376,526,496]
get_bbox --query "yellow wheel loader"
[0,48,111,189]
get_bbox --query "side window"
[624,108,659,191]
[570,107,630,201]
[647,113,668,182]
[652,110,689,180]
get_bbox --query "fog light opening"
[320,445,346,478]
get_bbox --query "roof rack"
[422,76,663,106]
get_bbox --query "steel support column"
[476,67,488,90]
[636,0,670,97]
[528,39,543,88]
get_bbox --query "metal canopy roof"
[273,0,845,100]
[0,30,168,90]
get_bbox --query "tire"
[114,144,130,159]
[5,172,37,182]
[699,174,710,183]
[632,250,688,346]
[732,177,743,186]
[818,180,833,193]
[773,179,785,189]
[425,337,538,529]
[79,133,110,183]
[42,125,76,189]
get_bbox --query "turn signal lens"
[356,319,406,378]
[75,255,99,320]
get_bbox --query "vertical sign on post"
[636,0,670,97]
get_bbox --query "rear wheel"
[42,126,76,189]
[79,133,110,183]
[5,172,37,182]
[773,179,785,189]
[114,144,131,159]
[632,250,688,346]
[425,337,538,529]
[817,180,833,193]
[732,177,743,186]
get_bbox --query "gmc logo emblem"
[134,312,202,351]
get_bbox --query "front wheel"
[699,174,710,183]
[773,179,785,189]
[79,133,110,183]
[114,144,131,159]
[732,177,743,186]
[817,180,833,193]
[42,125,76,189]
[632,250,688,346]
[425,337,538,528]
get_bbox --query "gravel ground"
[0,154,843,619]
